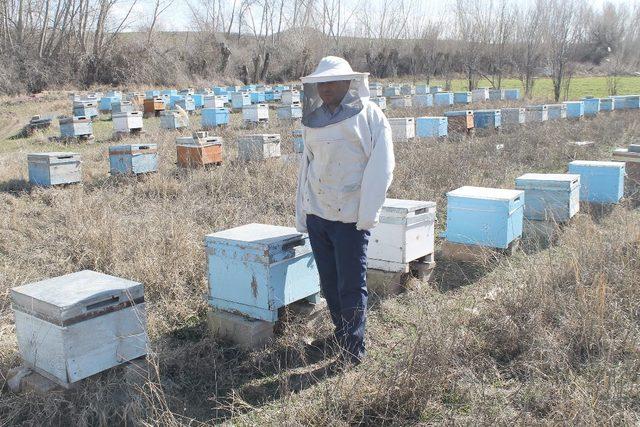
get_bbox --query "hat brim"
[301,72,369,84]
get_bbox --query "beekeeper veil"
[301,56,370,128]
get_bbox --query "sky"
[112,0,640,33]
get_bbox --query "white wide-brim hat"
[301,56,369,84]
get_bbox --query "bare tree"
[512,0,545,98]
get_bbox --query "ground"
[0,79,639,425]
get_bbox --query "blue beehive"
[582,97,600,116]
[413,94,433,107]
[264,91,275,102]
[488,89,505,101]
[99,96,118,112]
[250,91,266,103]
[612,96,628,110]
[371,97,387,110]
[444,186,524,249]
[624,95,640,109]
[73,101,99,119]
[453,92,472,104]
[515,173,580,222]
[568,160,625,204]
[546,104,566,120]
[205,223,321,322]
[434,92,454,106]
[59,116,93,138]
[384,86,401,97]
[416,117,447,137]
[415,84,430,94]
[109,144,158,176]
[277,103,302,120]
[600,97,615,112]
[28,152,82,187]
[563,101,584,119]
[231,92,251,109]
[525,105,548,122]
[429,86,444,94]
[111,101,136,114]
[292,129,304,153]
[473,109,501,129]
[500,108,525,125]
[472,88,489,102]
[145,90,160,99]
[242,85,257,91]
[201,108,230,128]
[192,93,205,109]
[504,89,520,100]
[161,89,178,96]
[175,97,196,112]
[213,87,228,95]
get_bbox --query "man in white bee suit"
[296,56,395,365]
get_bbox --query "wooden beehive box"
[500,108,526,125]
[369,83,383,97]
[563,101,584,119]
[143,97,165,116]
[434,92,454,106]
[389,117,415,142]
[546,104,567,120]
[28,152,81,187]
[112,101,136,114]
[176,132,223,167]
[415,84,430,94]
[73,101,98,119]
[174,96,196,112]
[277,103,302,120]
[160,111,189,130]
[371,96,387,110]
[444,186,524,249]
[473,109,501,129]
[204,95,226,109]
[238,134,281,160]
[568,160,625,204]
[390,95,412,109]
[205,223,320,322]
[525,105,548,122]
[488,89,505,101]
[444,110,474,133]
[242,104,269,123]
[582,97,600,116]
[201,108,230,128]
[600,97,615,112]
[416,117,448,137]
[400,84,415,95]
[472,88,489,102]
[515,173,580,222]
[453,92,472,104]
[231,92,251,109]
[11,270,147,387]
[504,89,520,100]
[112,111,143,133]
[429,86,444,94]
[412,94,433,107]
[368,199,436,272]
[109,144,158,175]
[384,86,401,97]
[59,116,93,138]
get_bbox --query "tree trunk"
[219,43,231,73]
[260,51,270,81]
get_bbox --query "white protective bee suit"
[295,56,395,232]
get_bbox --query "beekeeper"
[295,56,395,365]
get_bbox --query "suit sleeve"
[356,105,395,230]
[295,129,311,233]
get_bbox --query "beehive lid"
[629,144,640,153]
[569,160,624,168]
[112,111,141,118]
[444,110,472,116]
[109,144,157,153]
[241,134,281,142]
[27,152,80,164]
[389,117,414,123]
[525,105,547,110]
[381,198,436,217]
[501,108,525,112]
[447,186,523,201]
[515,173,580,190]
[205,223,304,251]
[417,116,446,120]
[474,109,500,114]
[11,270,144,326]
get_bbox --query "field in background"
[0,92,639,425]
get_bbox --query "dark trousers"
[306,214,370,360]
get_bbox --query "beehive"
[613,145,640,185]
[525,105,548,122]
[59,116,93,138]
[281,90,300,105]
[73,101,98,119]
[159,111,189,130]
[238,134,281,160]
[413,94,433,107]
[384,86,401,97]
[242,85,257,91]
[416,117,448,138]
[205,224,320,322]
[369,83,383,97]
[434,92,454,106]
[429,86,444,94]
[174,96,196,112]
[112,101,136,114]
[28,152,81,187]
[444,110,474,133]
[473,109,501,129]
[371,96,387,110]
[109,144,158,175]
[612,96,628,110]
[143,97,165,116]
[145,90,160,99]
[204,95,227,109]
[488,89,505,101]
[624,95,640,109]
[11,270,147,387]
[453,92,472,104]
[582,97,600,116]
[568,160,625,204]
[161,89,178,96]
[500,108,526,125]
[400,84,415,95]
[99,96,119,112]
[226,85,241,93]
[547,104,567,120]
[563,101,584,119]
[444,186,524,249]
[112,111,144,134]
[277,103,302,120]
[388,117,415,142]
[243,104,269,123]
[192,93,205,109]
[264,91,276,102]
[231,92,251,109]
[600,97,616,112]
[176,132,223,168]
[504,89,520,100]
[472,88,489,102]
[201,108,230,128]
[515,173,580,222]
[367,199,436,272]
[127,92,145,106]
[292,129,304,153]
[250,91,266,104]
[389,95,412,108]
[213,87,228,95]
[415,84,430,95]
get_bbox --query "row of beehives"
[387,96,640,141]
[10,143,639,389]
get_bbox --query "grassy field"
[0,92,639,425]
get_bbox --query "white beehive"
[238,134,281,160]
[203,95,227,108]
[11,270,147,387]
[389,95,412,108]
[281,90,301,105]
[368,199,437,272]
[242,104,269,123]
[388,117,415,142]
[112,111,143,133]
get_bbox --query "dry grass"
[0,93,639,425]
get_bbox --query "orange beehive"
[143,97,165,116]
[176,132,223,167]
